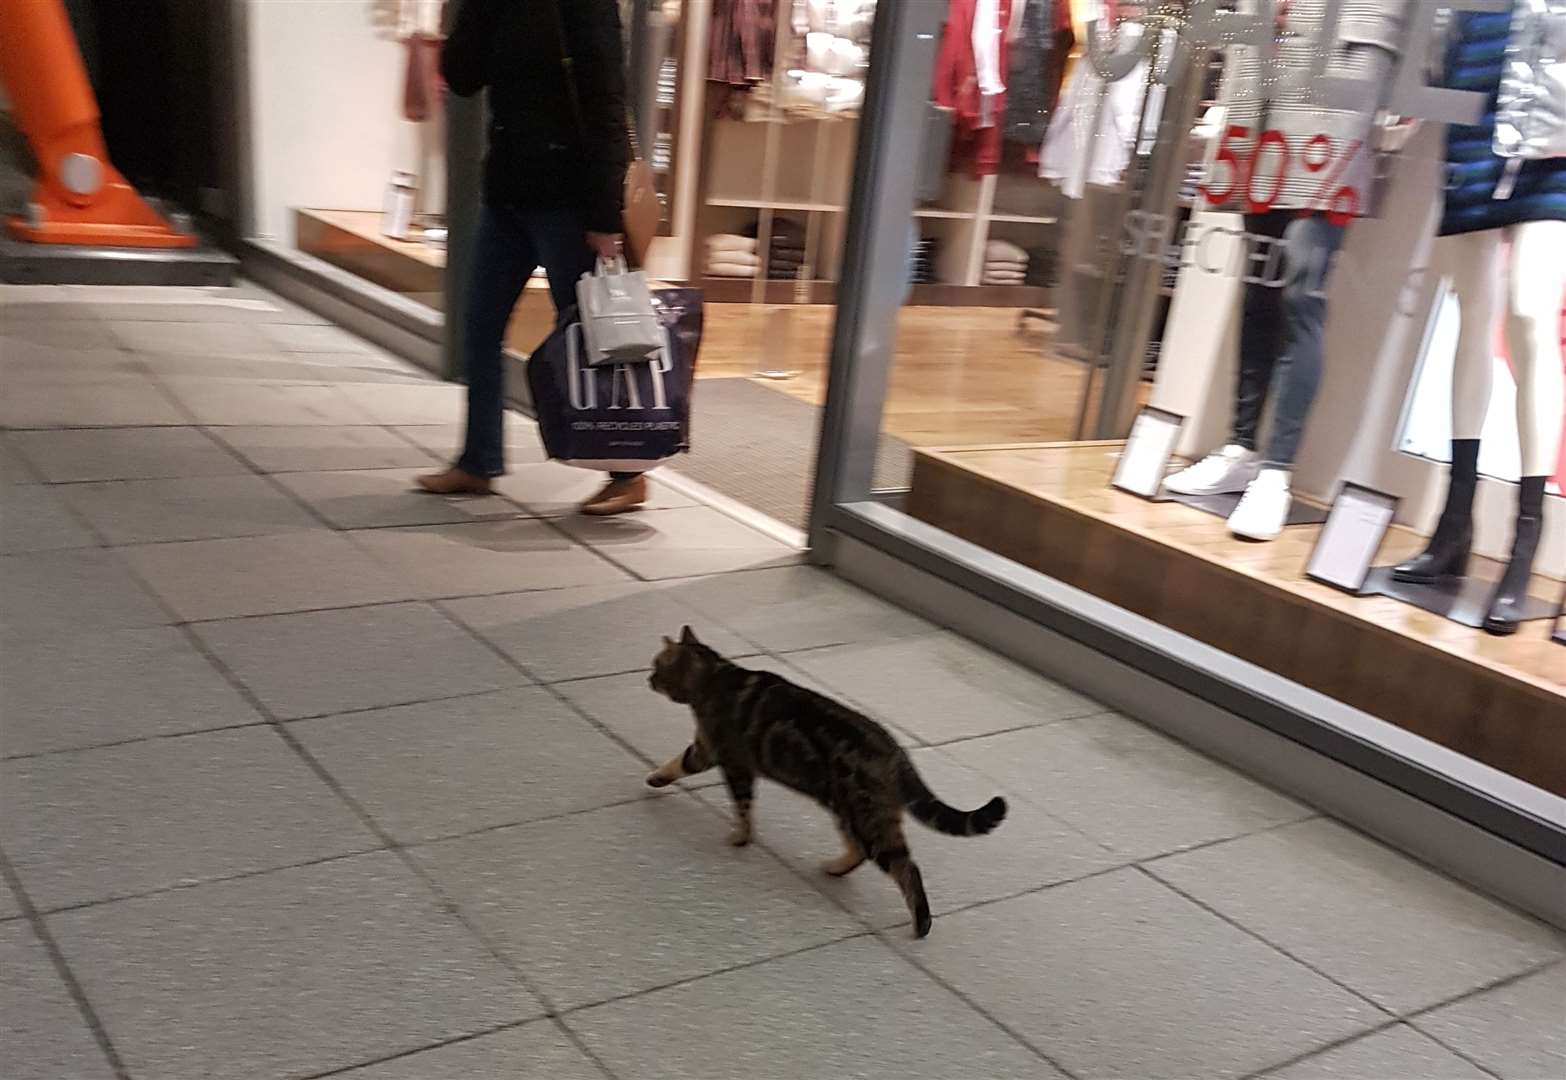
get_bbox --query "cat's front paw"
[726,828,751,847]
[646,771,673,788]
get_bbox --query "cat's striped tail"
[901,766,1008,837]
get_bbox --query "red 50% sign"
[1199,126,1363,225]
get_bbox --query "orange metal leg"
[0,0,194,247]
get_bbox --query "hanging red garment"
[932,0,1014,178]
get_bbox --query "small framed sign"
[1306,482,1399,594]
[1111,406,1185,499]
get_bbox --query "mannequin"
[1163,0,1410,541]
[1393,2,1566,636]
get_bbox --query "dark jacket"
[442,0,631,234]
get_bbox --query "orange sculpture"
[0,0,193,246]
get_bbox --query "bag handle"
[542,0,643,159]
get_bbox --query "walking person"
[417,0,649,515]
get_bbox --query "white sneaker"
[1227,468,1292,541]
[1163,444,1258,496]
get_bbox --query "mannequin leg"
[1393,231,1506,583]
[1484,221,1566,635]
[1503,221,1566,478]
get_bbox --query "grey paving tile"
[0,434,38,484]
[701,748,1122,930]
[110,318,274,356]
[212,425,435,473]
[0,626,260,758]
[159,377,377,426]
[0,549,168,641]
[133,351,334,383]
[556,505,800,579]
[2,316,118,350]
[193,602,526,720]
[261,322,380,354]
[0,375,187,428]
[1,726,379,910]
[669,564,936,653]
[0,876,19,921]
[0,483,98,553]
[444,581,749,683]
[291,688,651,843]
[0,922,116,1080]
[1415,962,1566,1080]
[86,294,327,325]
[334,381,467,426]
[392,421,546,466]
[943,714,1312,859]
[274,467,523,529]
[7,426,248,482]
[553,661,796,792]
[48,851,538,1080]
[906,868,1381,1080]
[787,633,1100,746]
[0,343,142,380]
[1263,1024,1490,1080]
[1148,819,1566,1014]
[348,520,629,600]
[568,936,1055,1080]
[494,461,696,517]
[123,531,415,621]
[411,797,861,1009]
[59,475,323,544]
[338,1022,602,1079]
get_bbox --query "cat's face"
[648,626,705,704]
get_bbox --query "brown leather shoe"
[581,475,648,516]
[415,467,494,496]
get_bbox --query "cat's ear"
[679,625,700,645]
[660,635,674,648]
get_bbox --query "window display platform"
[906,443,1566,796]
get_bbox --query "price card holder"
[1305,482,1399,594]
[1111,406,1185,499]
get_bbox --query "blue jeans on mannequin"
[455,204,636,484]
[1232,211,1346,468]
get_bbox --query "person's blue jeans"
[1233,210,1346,468]
[456,204,634,482]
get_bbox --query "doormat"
[676,378,914,531]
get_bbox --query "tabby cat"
[645,626,1007,937]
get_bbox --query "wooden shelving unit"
[677,9,1061,307]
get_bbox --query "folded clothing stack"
[909,235,939,285]
[706,234,759,278]
[981,239,1028,286]
[744,217,808,280]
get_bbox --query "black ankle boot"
[1483,476,1547,636]
[1394,439,1479,584]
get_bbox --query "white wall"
[244,0,426,243]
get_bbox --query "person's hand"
[587,232,623,261]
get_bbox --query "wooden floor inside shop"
[696,304,1102,449]
[295,209,1105,453]
[907,442,1566,795]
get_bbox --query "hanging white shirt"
[972,0,1007,129]
[1039,21,1148,198]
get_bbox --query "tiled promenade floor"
[2,285,1561,1079]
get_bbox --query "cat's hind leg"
[870,822,932,937]
[820,822,866,876]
